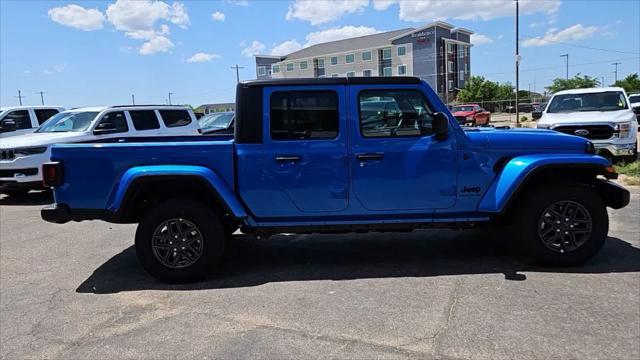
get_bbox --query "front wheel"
[135,199,226,283]
[514,184,608,266]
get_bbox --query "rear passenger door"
[129,110,162,136]
[256,86,349,215]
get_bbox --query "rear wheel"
[513,184,608,266]
[135,198,226,283]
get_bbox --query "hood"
[465,127,588,150]
[0,132,88,149]
[539,109,634,125]
[452,110,475,116]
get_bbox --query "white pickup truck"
[0,106,65,138]
[537,87,638,163]
[0,105,201,196]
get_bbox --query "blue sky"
[1,0,639,108]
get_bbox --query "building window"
[459,45,464,59]
[459,70,465,81]
[272,64,280,73]
[448,61,454,73]
[346,71,356,77]
[257,66,266,76]
[397,46,406,56]
[346,54,355,64]
[464,63,468,73]
[398,65,407,75]
[330,56,338,65]
[383,67,392,76]
[300,61,308,70]
[316,58,325,68]
[358,90,434,138]
[331,73,339,77]
[447,43,454,54]
[270,91,339,141]
[382,48,392,60]
[448,80,454,92]
[363,69,372,77]
[286,63,294,71]
[362,51,372,61]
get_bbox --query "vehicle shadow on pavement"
[0,191,52,206]
[76,230,640,294]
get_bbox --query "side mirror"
[432,112,449,141]
[93,122,117,135]
[0,119,17,133]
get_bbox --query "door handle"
[356,153,384,161]
[275,155,301,162]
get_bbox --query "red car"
[451,104,491,126]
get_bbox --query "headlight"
[14,146,47,156]
[614,122,632,138]
[465,116,474,121]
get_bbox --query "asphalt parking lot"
[1,187,639,359]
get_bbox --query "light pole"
[612,62,621,83]
[560,54,569,79]
[168,92,174,105]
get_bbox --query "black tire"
[513,183,608,266]
[135,198,226,283]
[1,189,30,197]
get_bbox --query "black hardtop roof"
[240,76,421,88]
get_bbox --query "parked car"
[628,93,640,124]
[198,111,234,134]
[531,103,547,120]
[537,87,638,163]
[42,77,629,283]
[0,105,200,196]
[450,104,491,126]
[0,106,65,138]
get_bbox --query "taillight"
[42,162,63,187]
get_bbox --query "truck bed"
[50,135,236,210]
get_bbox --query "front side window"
[346,71,356,77]
[272,65,280,73]
[363,70,372,77]
[382,48,392,59]
[397,46,406,56]
[330,56,338,65]
[547,91,629,113]
[286,63,294,71]
[398,65,407,75]
[34,109,60,125]
[359,90,434,138]
[130,110,160,130]
[383,67,392,76]
[97,111,128,133]
[159,110,192,127]
[300,61,308,70]
[37,111,98,133]
[270,91,338,141]
[2,110,31,129]
[362,51,372,61]
[346,54,355,63]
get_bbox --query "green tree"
[546,74,600,93]
[612,73,640,93]
[456,76,499,103]
[495,82,514,101]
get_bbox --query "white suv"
[537,87,638,163]
[0,106,65,138]
[0,105,201,196]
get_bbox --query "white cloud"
[270,40,303,55]
[48,4,104,31]
[470,34,493,45]
[139,35,174,55]
[227,0,249,5]
[523,24,600,47]
[186,52,220,62]
[169,2,190,28]
[44,64,66,75]
[211,11,225,21]
[286,0,369,25]
[373,0,560,22]
[23,70,31,75]
[304,26,379,47]
[241,40,266,57]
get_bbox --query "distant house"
[195,102,235,114]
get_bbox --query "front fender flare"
[477,154,611,213]
[106,165,247,219]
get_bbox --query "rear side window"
[270,91,338,140]
[34,109,60,125]
[159,110,192,127]
[130,110,160,130]
[2,110,31,129]
[97,111,128,133]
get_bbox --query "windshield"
[36,111,99,133]
[199,112,234,129]
[629,94,640,103]
[451,106,475,112]
[547,91,628,113]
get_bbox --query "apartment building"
[254,21,472,102]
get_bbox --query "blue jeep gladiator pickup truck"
[41,77,630,283]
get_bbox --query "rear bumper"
[594,179,630,209]
[41,203,115,224]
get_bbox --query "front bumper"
[593,141,637,157]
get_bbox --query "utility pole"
[601,76,605,87]
[15,89,24,105]
[612,62,621,83]
[560,54,569,79]
[35,91,46,105]
[515,0,520,127]
[231,64,244,83]
[131,94,135,105]
[168,92,174,105]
